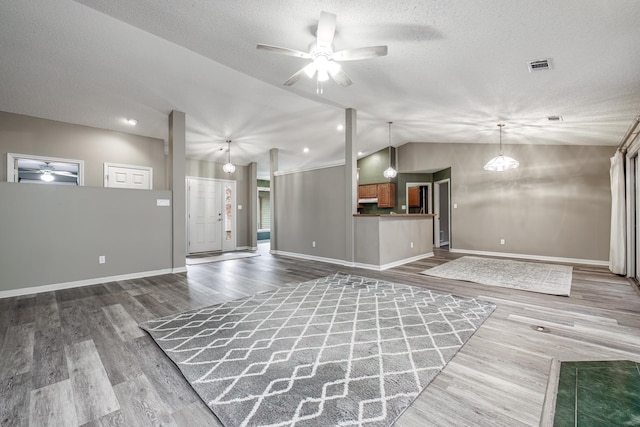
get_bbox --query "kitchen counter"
[353,214,434,270]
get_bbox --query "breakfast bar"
[353,214,435,270]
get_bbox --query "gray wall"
[275,165,347,260]
[0,183,172,293]
[0,111,166,189]
[399,142,613,261]
[185,159,251,248]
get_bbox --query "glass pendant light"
[223,139,236,173]
[484,124,519,172]
[383,121,397,178]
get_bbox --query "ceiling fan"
[19,162,78,182]
[257,11,388,92]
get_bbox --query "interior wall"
[274,165,347,261]
[185,159,250,248]
[399,142,614,261]
[0,111,166,188]
[357,147,397,185]
[0,183,172,293]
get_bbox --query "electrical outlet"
[99,255,106,264]
[500,239,505,245]
[312,241,316,248]
[453,203,458,208]
[401,205,406,210]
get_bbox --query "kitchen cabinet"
[358,184,378,199]
[377,183,395,208]
[408,187,420,207]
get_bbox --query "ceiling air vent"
[547,115,563,121]
[527,59,551,72]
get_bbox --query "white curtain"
[609,150,626,275]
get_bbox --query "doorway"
[405,182,432,214]
[434,178,451,249]
[187,177,236,254]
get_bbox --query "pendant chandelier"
[484,124,519,172]
[383,121,397,178]
[223,139,236,173]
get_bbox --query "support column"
[169,110,186,272]
[345,108,357,264]
[269,148,278,253]
[248,162,258,250]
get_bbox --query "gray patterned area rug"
[139,272,496,427]
[421,256,573,296]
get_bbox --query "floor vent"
[527,59,551,72]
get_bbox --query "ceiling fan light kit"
[484,124,519,172]
[40,170,55,182]
[257,11,387,94]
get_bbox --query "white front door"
[187,178,236,254]
[104,163,152,189]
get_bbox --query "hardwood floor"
[1,244,638,426]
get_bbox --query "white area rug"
[421,256,572,296]
[186,252,260,265]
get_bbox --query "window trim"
[7,153,85,185]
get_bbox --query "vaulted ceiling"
[1,1,639,178]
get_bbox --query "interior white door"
[434,179,450,248]
[188,178,222,253]
[105,164,152,189]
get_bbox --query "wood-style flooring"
[1,243,638,426]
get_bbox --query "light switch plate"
[157,199,171,206]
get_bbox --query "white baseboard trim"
[271,250,354,267]
[449,248,609,266]
[354,252,435,271]
[272,250,435,271]
[172,267,188,274]
[0,268,175,299]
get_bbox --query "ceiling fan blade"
[256,44,311,59]
[52,171,76,177]
[330,69,353,87]
[283,66,309,86]
[332,46,388,61]
[316,11,336,48]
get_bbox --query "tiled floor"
[554,360,640,426]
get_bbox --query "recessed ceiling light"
[124,118,138,125]
[303,147,309,153]
[337,124,344,131]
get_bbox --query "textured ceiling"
[1,1,639,178]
